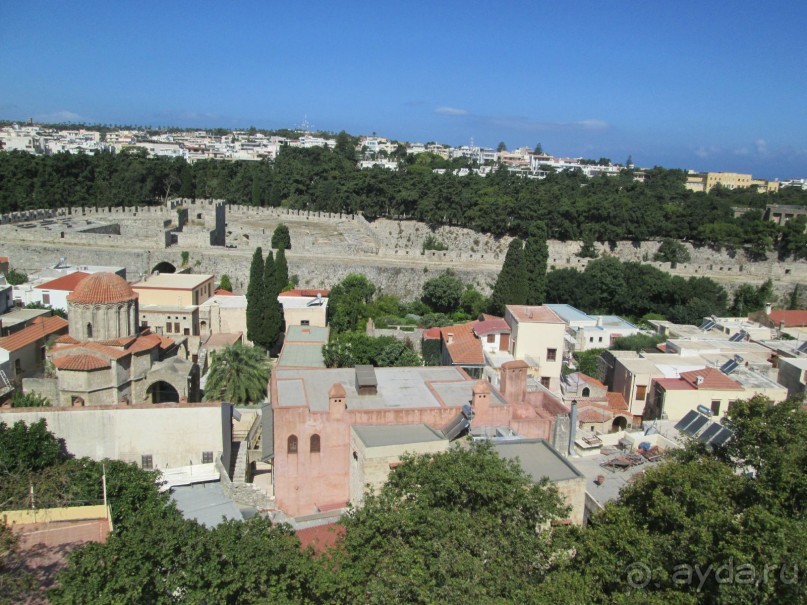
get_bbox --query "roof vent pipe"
[568,400,578,457]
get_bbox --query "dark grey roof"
[492,439,584,483]
[355,365,378,387]
[352,424,445,448]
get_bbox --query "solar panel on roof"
[674,410,701,432]
[710,427,734,447]
[699,319,716,331]
[683,414,710,436]
[729,330,746,342]
[697,423,723,443]
[798,341,807,354]
[720,359,739,374]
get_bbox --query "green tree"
[788,284,802,310]
[534,143,543,155]
[10,391,51,408]
[421,271,464,313]
[459,286,487,317]
[611,333,665,352]
[525,221,549,305]
[488,238,527,315]
[653,238,691,265]
[0,419,67,474]
[497,141,507,152]
[6,268,27,285]
[261,250,282,350]
[328,274,376,333]
[334,130,356,161]
[329,442,569,604]
[271,223,291,250]
[275,247,289,293]
[0,525,35,604]
[218,274,233,292]
[778,216,807,260]
[572,348,605,378]
[577,228,598,258]
[245,247,265,345]
[204,343,269,405]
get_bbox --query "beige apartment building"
[685,171,777,194]
[504,305,566,391]
[132,274,215,307]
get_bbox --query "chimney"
[328,383,346,419]
[471,381,490,414]
[446,332,454,345]
[765,302,773,315]
[695,375,704,386]
[568,400,578,456]
[500,360,528,403]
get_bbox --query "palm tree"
[204,342,269,405]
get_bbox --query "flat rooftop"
[170,482,244,527]
[492,439,583,483]
[545,304,594,324]
[276,343,326,368]
[132,273,214,290]
[278,295,329,309]
[353,424,445,448]
[199,294,247,308]
[0,307,50,329]
[5,216,117,235]
[573,451,662,506]
[275,366,506,412]
[285,325,330,343]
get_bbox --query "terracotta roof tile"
[214,288,237,296]
[52,354,111,371]
[679,367,743,390]
[54,334,80,345]
[605,392,629,412]
[654,377,695,391]
[127,334,163,354]
[578,407,612,423]
[53,342,132,360]
[67,272,137,305]
[296,523,344,552]
[578,373,606,390]
[0,316,68,352]
[34,272,90,291]
[769,310,807,327]
[440,322,483,365]
[473,317,510,336]
[422,327,441,340]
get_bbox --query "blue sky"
[1,1,805,179]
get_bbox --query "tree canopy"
[204,342,269,405]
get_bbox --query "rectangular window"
[14,359,21,375]
[540,377,551,388]
[42,293,51,305]
[141,320,148,328]
[635,385,647,400]
[174,322,180,333]
[301,320,310,326]
[711,400,721,415]
[141,455,153,470]
[487,334,496,343]
[184,328,190,336]
[202,451,214,464]
[547,348,557,362]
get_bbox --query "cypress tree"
[246,247,265,345]
[275,247,289,293]
[262,250,282,350]
[525,221,549,305]
[488,238,528,315]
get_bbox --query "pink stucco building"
[270,361,568,517]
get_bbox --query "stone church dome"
[67,272,137,305]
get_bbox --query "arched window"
[287,435,298,454]
[87,322,93,338]
[582,387,590,397]
[310,434,321,453]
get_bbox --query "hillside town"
[2,121,802,190]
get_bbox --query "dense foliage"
[2,148,806,258]
[322,332,421,368]
[545,257,729,323]
[204,342,269,405]
[245,247,283,350]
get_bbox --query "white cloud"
[755,138,769,155]
[435,106,469,116]
[573,119,609,131]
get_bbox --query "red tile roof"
[578,407,611,423]
[0,316,68,352]
[578,373,606,390]
[34,272,90,291]
[127,333,165,354]
[214,288,237,296]
[679,367,743,390]
[54,334,80,345]
[440,322,484,365]
[654,378,695,391]
[422,327,442,340]
[473,317,510,336]
[769,310,807,327]
[605,392,629,412]
[52,354,111,371]
[67,272,137,305]
[53,342,132,360]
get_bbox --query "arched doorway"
[611,416,628,432]
[147,381,180,404]
[152,261,176,274]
